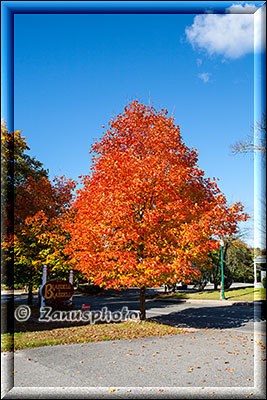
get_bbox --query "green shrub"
[262,277,266,289]
[14,283,24,290]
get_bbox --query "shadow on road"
[4,303,265,335]
[148,303,266,330]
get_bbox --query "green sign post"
[220,244,225,300]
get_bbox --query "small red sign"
[41,280,74,302]
[81,304,91,311]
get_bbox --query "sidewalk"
[151,298,265,306]
[2,327,266,398]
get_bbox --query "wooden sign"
[41,280,74,302]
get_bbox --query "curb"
[150,298,265,306]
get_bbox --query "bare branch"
[231,111,266,159]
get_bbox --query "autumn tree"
[9,210,72,304]
[1,122,48,290]
[1,121,48,226]
[1,122,76,303]
[65,101,249,320]
[9,175,76,304]
[1,121,48,194]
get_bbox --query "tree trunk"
[27,264,33,305]
[140,287,146,320]
[37,290,41,307]
[27,282,33,305]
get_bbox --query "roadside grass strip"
[1,320,185,352]
[152,287,266,302]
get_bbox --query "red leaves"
[65,101,249,289]
[15,175,76,226]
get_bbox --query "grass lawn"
[1,320,185,352]
[152,287,266,302]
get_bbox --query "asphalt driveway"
[2,326,266,398]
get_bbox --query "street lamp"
[220,239,225,300]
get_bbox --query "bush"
[14,283,24,290]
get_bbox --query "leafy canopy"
[65,101,249,289]
[1,121,48,198]
[1,122,77,288]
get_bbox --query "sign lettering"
[41,280,74,302]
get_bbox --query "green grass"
[152,287,266,302]
[1,320,185,352]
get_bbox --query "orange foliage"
[15,175,76,227]
[65,102,249,289]
[10,175,76,271]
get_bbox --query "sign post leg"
[40,265,47,319]
[69,269,73,306]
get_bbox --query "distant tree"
[231,112,266,266]
[223,237,254,283]
[65,101,249,320]
[192,236,254,291]
[231,111,266,160]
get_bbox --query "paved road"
[1,288,266,333]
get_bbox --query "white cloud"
[185,3,264,59]
[196,58,202,66]
[227,3,258,13]
[198,72,210,83]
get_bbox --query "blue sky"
[4,2,265,247]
